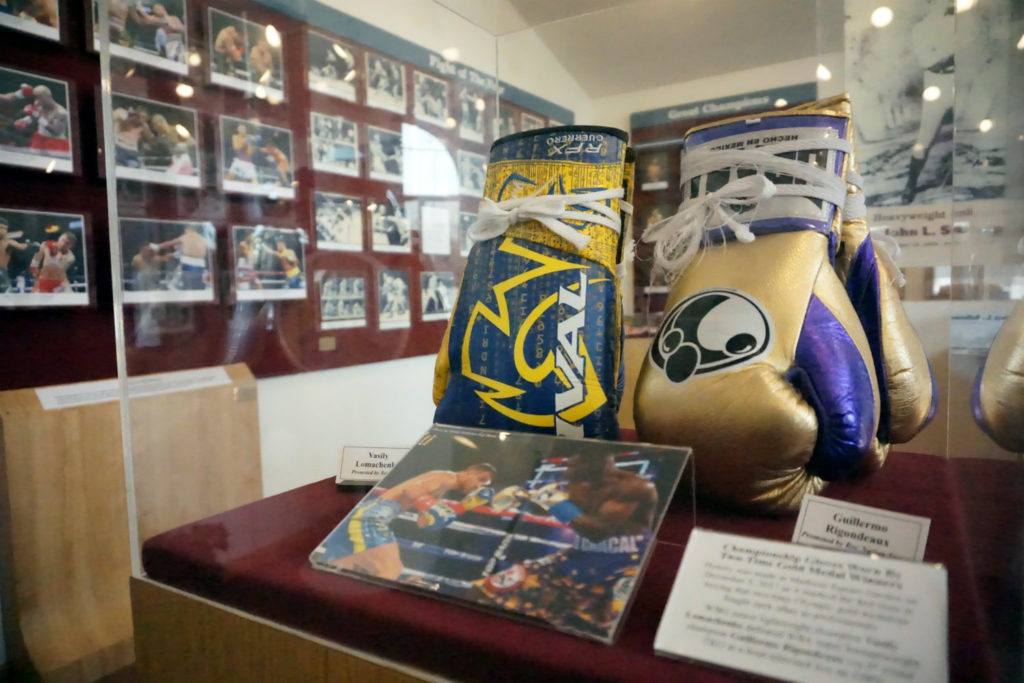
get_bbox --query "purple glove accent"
[787,295,877,480]
[970,359,992,438]
[844,239,891,443]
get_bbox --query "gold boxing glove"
[635,96,881,514]
[792,97,937,467]
[972,301,1024,452]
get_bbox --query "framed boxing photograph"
[314,191,362,252]
[119,218,215,303]
[0,66,74,174]
[377,268,410,329]
[457,149,486,197]
[208,7,284,101]
[111,93,199,188]
[365,52,406,114]
[0,207,88,307]
[218,115,295,200]
[310,111,358,177]
[370,192,410,253]
[417,201,454,256]
[520,112,545,132]
[458,211,476,257]
[420,270,455,321]
[638,149,671,191]
[91,0,188,74]
[495,103,517,138]
[316,271,366,329]
[413,70,449,129]
[307,29,357,101]
[310,423,688,644]
[457,85,486,143]
[0,0,60,41]
[231,225,307,301]
[367,125,402,183]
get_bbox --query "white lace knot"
[469,182,624,252]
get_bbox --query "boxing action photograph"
[92,0,188,74]
[111,93,199,188]
[208,6,284,100]
[0,207,87,306]
[317,271,366,329]
[412,70,449,129]
[458,211,475,257]
[457,149,485,197]
[367,125,403,183]
[307,29,357,102]
[0,66,73,173]
[232,225,306,300]
[419,270,455,321]
[369,195,410,253]
[457,85,486,143]
[311,424,687,643]
[365,51,406,114]
[219,115,295,199]
[377,268,410,329]
[0,0,60,41]
[310,111,358,177]
[119,218,215,303]
[314,191,362,252]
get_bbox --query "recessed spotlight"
[979,118,993,133]
[174,124,191,139]
[441,47,460,62]
[955,0,975,12]
[774,98,788,108]
[922,86,941,101]
[870,7,893,27]
[175,83,194,98]
[816,63,832,81]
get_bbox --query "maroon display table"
[140,451,1021,682]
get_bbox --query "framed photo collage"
[0,0,567,377]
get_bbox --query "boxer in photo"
[0,217,30,293]
[320,463,496,580]
[30,231,76,293]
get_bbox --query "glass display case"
[0,0,1019,681]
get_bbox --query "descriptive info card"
[655,528,947,683]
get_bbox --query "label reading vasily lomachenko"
[435,127,627,438]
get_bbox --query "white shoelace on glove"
[469,180,625,252]
[643,136,854,282]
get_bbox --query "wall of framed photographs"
[0,0,571,392]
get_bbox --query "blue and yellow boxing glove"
[636,96,881,513]
[434,126,631,439]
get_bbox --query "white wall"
[258,356,437,496]
[590,52,846,130]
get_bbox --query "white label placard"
[793,496,931,562]
[420,205,452,255]
[35,368,233,410]
[655,529,948,683]
[337,446,408,484]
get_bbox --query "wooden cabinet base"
[130,578,434,683]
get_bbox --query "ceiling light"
[254,84,267,99]
[1017,33,1024,50]
[44,159,55,174]
[774,98,787,108]
[187,52,202,66]
[174,124,191,139]
[870,6,893,27]
[441,47,459,62]
[922,86,941,101]
[816,63,832,81]
[474,98,486,112]
[955,0,975,12]
[175,83,194,98]
[979,118,993,133]
[445,116,457,129]
[265,24,281,48]
[343,69,357,82]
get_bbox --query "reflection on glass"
[401,123,458,196]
